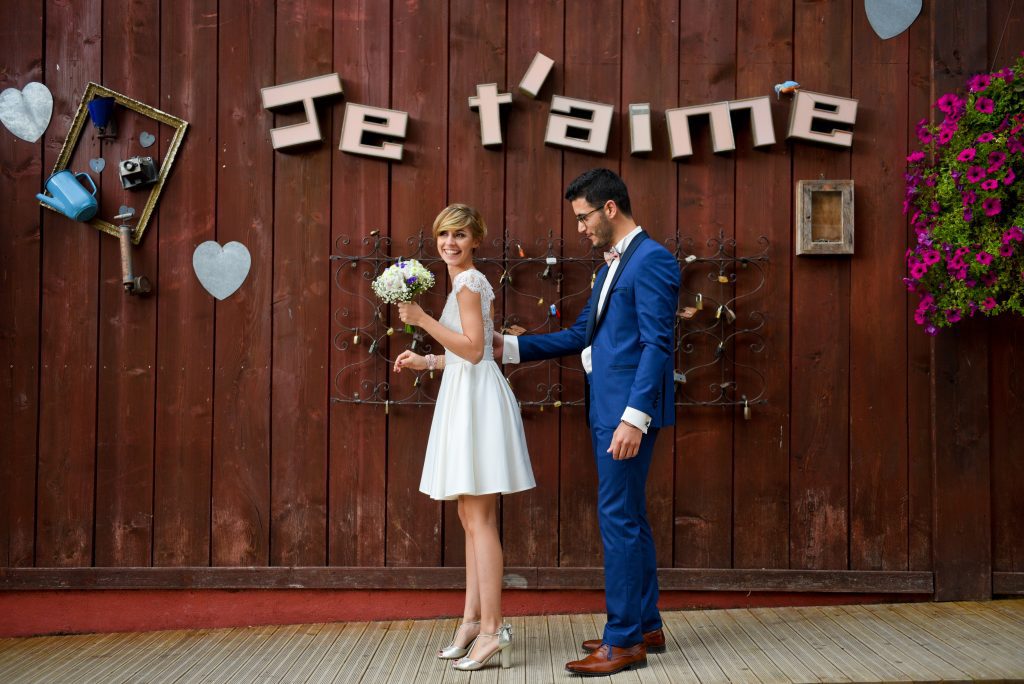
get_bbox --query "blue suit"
[517,230,680,647]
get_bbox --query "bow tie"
[603,248,620,266]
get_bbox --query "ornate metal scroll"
[331,229,769,413]
[668,232,770,415]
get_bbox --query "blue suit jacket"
[518,231,680,430]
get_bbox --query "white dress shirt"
[502,226,652,433]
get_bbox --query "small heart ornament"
[192,241,251,300]
[864,0,922,40]
[89,158,106,173]
[118,205,135,217]
[139,131,156,148]
[0,82,53,143]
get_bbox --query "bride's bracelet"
[426,353,437,371]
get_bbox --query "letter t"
[468,83,513,147]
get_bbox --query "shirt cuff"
[621,407,651,434]
[502,335,521,364]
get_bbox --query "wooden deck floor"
[1,599,1022,683]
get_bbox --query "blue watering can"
[37,170,99,222]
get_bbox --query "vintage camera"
[118,156,158,190]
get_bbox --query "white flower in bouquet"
[372,259,435,332]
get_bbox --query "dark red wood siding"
[2,0,1022,601]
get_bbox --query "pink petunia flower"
[982,297,997,311]
[958,147,977,162]
[915,119,932,143]
[937,128,955,145]
[964,209,973,222]
[937,93,962,114]
[946,309,962,323]
[988,150,1007,170]
[983,198,1002,216]
[975,97,995,114]
[976,251,994,266]
[907,150,926,163]
[981,179,999,190]
[977,132,995,143]
[967,166,986,183]
[999,244,1014,257]
[962,190,977,206]
[1004,168,1017,186]
[910,263,928,279]
[968,74,991,92]
[922,249,941,265]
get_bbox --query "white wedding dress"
[419,269,536,500]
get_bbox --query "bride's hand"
[393,350,427,373]
[396,301,426,326]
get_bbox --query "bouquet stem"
[404,323,414,334]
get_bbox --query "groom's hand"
[608,421,642,460]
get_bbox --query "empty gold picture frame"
[796,179,854,255]
[46,82,189,245]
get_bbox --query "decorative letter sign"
[468,83,513,147]
[728,96,776,147]
[339,103,409,161]
[260,73,343,149]
[628,103,653,155]
[666,102,735,158]
[787,91,858,147]
[261,58,859,161]
[518,52,555,98]
[545,95,614,154]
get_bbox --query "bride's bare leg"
[461,494,503,662]
[460,497,482,628]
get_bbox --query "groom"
[499,168,680,676]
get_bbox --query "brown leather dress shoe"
[582,628,666,654]
[565,643,647,676]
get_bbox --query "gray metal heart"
[89,158,105,173]
[139,131,156,148]
[192,241,251,300]
[118,205,135,217]
[0,82,53,143]
[864,0,922,40]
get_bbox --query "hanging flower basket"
[904,53,1024,334]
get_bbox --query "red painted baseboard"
[0,590,927,638]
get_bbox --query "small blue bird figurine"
[774,80,800,99]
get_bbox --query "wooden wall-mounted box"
[795,179,854,255]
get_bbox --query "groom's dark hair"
[565,168,632,217]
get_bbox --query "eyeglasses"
[574,205,604,224]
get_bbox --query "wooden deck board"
[771,607,883,682]
[953,600,1024,640]
[727,608,820,683]
[706,609,791,684]
[860,603,1004,680]
[682,609,762,683]
[837,604,972,681]
[746,607,849,682]
[795,606,914,681]
[661,610,731,684]
[1,600,1022,682]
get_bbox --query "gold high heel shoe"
[453,622,512,671]
[437,620,480,659]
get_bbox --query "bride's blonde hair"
[432,203,487,242]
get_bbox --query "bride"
[392,203,535,671]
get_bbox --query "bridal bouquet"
[372,258,435,333]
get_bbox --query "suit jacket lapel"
[585,266,608,344]
[588,230,648,343]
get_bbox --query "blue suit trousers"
[590,422,662,647]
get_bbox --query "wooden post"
[930,0,992,601]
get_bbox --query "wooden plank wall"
[1,0,1022,599]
